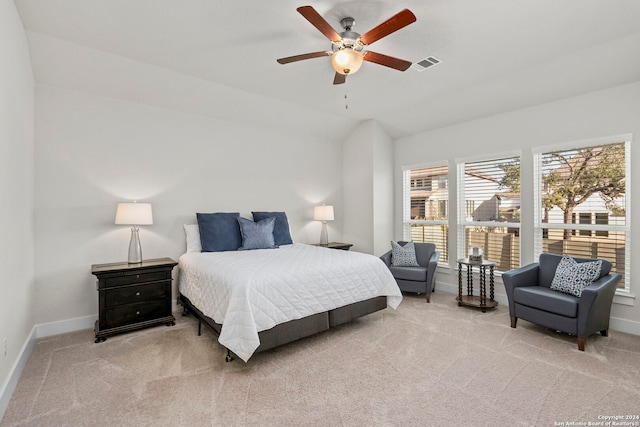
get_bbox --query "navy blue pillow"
[237,217,277,250]
[196,212,242,252]
[251,211,293,245]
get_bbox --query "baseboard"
[35,314,98,339]
[0,326,37,423]
[609,316,640,336]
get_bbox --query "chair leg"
[426,293,431,303]
[577,337,586,351]
[600,329,608,337]
[510,316,517,328]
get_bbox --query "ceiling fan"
[277,6,416,85]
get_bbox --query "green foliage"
[499,144,626,220]
[498,161,520,193]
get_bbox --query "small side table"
[312,242,353,251]
[456,258,498,312]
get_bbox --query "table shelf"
[457,258,498,313]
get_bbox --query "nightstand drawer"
[104,300,168,329]
[104,271,169,287]
[104,282,170,307]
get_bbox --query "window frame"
[402,162,450,266]
[456,151,522,272]
[532,135,631,293]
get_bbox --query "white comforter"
[179,243,402,361]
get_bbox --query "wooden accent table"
[92,257,177,342]
[312,242,353,251]
[456,258,498,312]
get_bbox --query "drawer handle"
[136,311,140,315]
[136,274,140,279]
[136,292,141,296]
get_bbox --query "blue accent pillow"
[251,211,293,245]
[196,212,242,252]
[237,217,277,250]
[550,255,602,297]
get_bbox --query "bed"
[179,242,402,362]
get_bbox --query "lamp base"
[128,227,143,263]
[319,222,329,246]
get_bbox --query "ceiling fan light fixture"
[331,48,364,75]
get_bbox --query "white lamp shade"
[115,202,153,225]
[313,205,334,221]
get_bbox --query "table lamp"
[115,202,153,263]
[313,204,334,245]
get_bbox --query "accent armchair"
[502,253,621,351]
[380,241,440,303]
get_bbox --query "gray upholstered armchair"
[502,253,621,351]
[380,241,440,303]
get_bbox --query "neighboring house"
[410,166,448,220]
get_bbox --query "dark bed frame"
[179,293,387,362]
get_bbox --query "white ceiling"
[14,0,640,140]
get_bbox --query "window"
[595,213,609,237]
[438,176,447,190]
[465,200,475,220]
[534,140,629,290]
[438,200,448,218]
[579,213,591,236]
[457,155,521,272]
[403,164,449,264]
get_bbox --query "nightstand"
[92,257,178,343]
[313,242,353,251]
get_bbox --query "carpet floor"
[2,291,640,426]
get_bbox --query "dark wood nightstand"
[313,242,353,251]
[92,257,178,343]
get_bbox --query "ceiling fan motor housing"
[331,18,364,75]
[333,17,363,52]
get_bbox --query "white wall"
[33,85,344,325]
[343,122,374,253]
[0,0,35,417]
[394,81,640,325]
[343,120,393,255]
[372,124,394,256]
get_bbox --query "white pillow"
[184,224,202,252]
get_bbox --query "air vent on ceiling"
[412,56,441,72]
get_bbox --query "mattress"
[179,243,402,361]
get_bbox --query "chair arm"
[380,250,392,267]
[502,263,540,291]
[577,273,622,337]
[501,262,539,316]
[429,251,440,266]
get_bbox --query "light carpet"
[3,291,640,426]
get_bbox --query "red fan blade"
[333,73,346,85]
[297,6,342,42]
[363,51,412,71]
[277,51,330,64]
[359,9,416,45]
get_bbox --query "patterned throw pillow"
[391,241,420,267]
[550,255,602,297]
